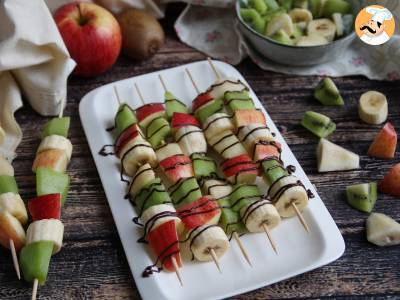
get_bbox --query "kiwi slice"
[314,78,344,106]
[195,98,224,124]
[322,0,351,18]
[249,0,267,14]
[146,117,171,148]
[225,90,255,111]
[36,167,70,206]
[220,208,247,236]
[169,177,202,208]
[136,179,171,213]
[301,111,336,138]
[115,104,137,137]
[229,184,261,212]
[346,182,377,213]
[271,29,295,45]
[191,153,218,180]
[261,159,287,186]
[0,175,18,195]
[165,92,188,120]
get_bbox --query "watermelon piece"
[115,123,141,156]
[178,196,221,229]
[192,92,214,112]
[171,113,200,129]
[159,155,194,183]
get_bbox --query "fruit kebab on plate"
[203,58,314,232]
[0,154,28,278]
[185,68,282,251]
[134,84,231,272]
[101,86,184,284]
[20,102,71,300]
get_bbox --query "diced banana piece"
[0,154,14,176]
[269,175,309,217]
[307,18,336,42]
[296,34,328,46]
[237,124,274,154]
[0,125,5,146]
[32,149,68,173]
[208,79,247,101]
[266,13,294,37]
[332,13,344,36]
[175,125,207,156]
[240,199,281,232]
[367,212,400,247]
[129,163,156,197]
[121,140,157,177]
[289,8,313,23]
[358,91,388,125]
[208,131,247,159]
[0,192,28,225]
[189,225,229,261]
[0,211,26,252]
[37,135,73,161]
[203,113,234,141]
[201,179,232,200]
[26,219,64,254]
[118,134,146,159]
[141,204,183,235]
[317,138,359,172]
[155,143,183,162]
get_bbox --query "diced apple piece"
[367,213,400,246]
[233,109,266,129]
[379,163,400,198]
[368,122,397,159]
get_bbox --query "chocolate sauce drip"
[132,217,143,226]
[106,126,115,132]
[307,189,315,198]
[242,199,270,225]
[225,97,252,106]
[142,243,180,278]
[211,132,234,147]
[176,129,203,142]
[238,125,271,143]
[207,80,248,94]
[231,194,262,210]
[267,174,290,196]
[128,166,154,196]
[120,143,154,184]
[286,165,296,174]
[203,115,231,132]
[99,144,115,156]
[272,132,276,137]
[174,187,202,205]
[164,161,192,172]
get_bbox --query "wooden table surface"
[1,4,399,299]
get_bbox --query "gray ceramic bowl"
[236,0,359,66]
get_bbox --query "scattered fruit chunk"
[379,163,400,198]
[317,138,359,172]
[358,91,388,125]
[366,213,400,246]
[368,122,397,159]
[314,78,344,106]
[301,111,336,138]
[346,182,377,213]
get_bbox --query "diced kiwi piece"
[322,0,351,18]
[136,179,171,212]
[165,92,188,120]
[314,78,344,106]
[20,241,53,284]
[301,111,336,138]
[217,197,231,208]
[191,153,218,179]
[264,0,280,10]
[271,29,295,45]
[261,159,287,186]
[0,175,18,195]
[225,90,255,111]
[249,0,267,14]
[115,104,137,137]
[146,117,171,148]
[220,208,247,236]
[346,182,377,213]
[252,15,267,33]
[240,8,260,22]
[170,177,202,208]
[195,98,224,124]
[230,184,261,212]
[41,117,70,139]
[36,167,70,205]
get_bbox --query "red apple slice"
[171,112,201,129]
[159,155,194,183]
[253,141,282,162]
[368,122,397,159]
[136,103,165,127]
[234,109,266,128]
[115,123,141,156]
[222,154,258,184]
[147,220,182,272]
[178,196,220,229]
[379,163,400,198]
[192,92,214,112]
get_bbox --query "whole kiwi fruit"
[117,9,165,60]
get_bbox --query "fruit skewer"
[134,84,230,272]
[205,58,311,232]
[110,87,183,285]
[158,75,253,266]
[20,99,71,300]
[0,154,28,279]
[185,67,282,252]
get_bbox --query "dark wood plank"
[1,3,399,299]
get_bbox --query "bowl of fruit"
[236,0,359,66]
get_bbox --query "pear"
[317,138,359,172]
[366,213,400,246]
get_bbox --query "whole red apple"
[54,2,122,77]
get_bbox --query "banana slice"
[367,213,400,246]
[32,149,68,173]
[201,179,232,200]
[307,18,336,42]
[0,192,28,225]
[203,113,234,141]
[208,79,247,101]
[189,225,229,261]
[358,91,388,125]
[268,175,309,217]
[0,125,5,146]
[332,13,344,36]
[289,8,313,23]
[208,131,247,159]
[155,143,182,162]
[37,135,73,161]
[118,134,146,159]
[175,125,207,156]
[266,13,294,37]
[296,34,328,46]
[0,211,26,252]
[129,163,156,197]
[240,199,281,232]
[141,204,183,236]
[121,140,157,177]
[0,154,14,176]
[237,124,274,154]
[26,219,64,254]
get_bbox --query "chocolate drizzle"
[176,128,203,143]
[286,165,296,174]
[98,144,115,156]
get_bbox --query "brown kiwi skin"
[117,9,165,60]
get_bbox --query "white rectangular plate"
[79,60,345,300]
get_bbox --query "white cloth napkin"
[0,0,75,159]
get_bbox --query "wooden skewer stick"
[58,96,66,118]
[158,74,168,92]
[171,256,183,286]
[291,202,310,233]
[207,57,221,80]
[9,239,21,279]
[32,278,39,300]
[262,223,278,254]
[233,232,252,267]
[209,248,222,273]
[185,68,200,94]
[113,86,122,105]
[134,83,146,105]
